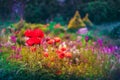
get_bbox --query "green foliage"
[81,0,120,24]
[0,0,120,24]
[53,16,66,25]
[24,0,60,23]
[67,28,78,33]
[48,22,56,31]
[82,1,110,24]
[109,25,120,39]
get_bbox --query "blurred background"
[0,0,120,24]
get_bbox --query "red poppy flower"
[30,46,36,52]
[58,52,65,59]
[54,37,61,43]
[25,29,44,46]
[26,38,42,46]
[26,38,35,46]
[47,39,55,44]
[46,38,51,42]
[60,47,67,51]
[56,50,62,54]
[65,52,72,58]
[24,29,33,38]
[56,70,62,75]
[43,52,49,57]
[33,29,44,38]
[34,38,41,44]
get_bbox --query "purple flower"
[85,36,89,42]
[109,46,115,53]
[10,35,17,43]
[97,39,103,46]
[0,44,2,48]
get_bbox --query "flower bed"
[0,27,120,80]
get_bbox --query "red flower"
[56,70,62,75]
[26,38,35,46]
[43,52,49,57]
[47,39,55,44]
[24,29,33,38]
[54,37,61,43]
[26,38,41,46]
[30,46,36,52]
[34,38,41,44]
[56,50,62,54]
[60,47,67,51]
[58,52,65,59]
[65,52,72,58]
[24,29,44,46]
[46,38,51,42]
[33,29,44,38]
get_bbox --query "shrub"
[109,25,120,39]
[82,1,111,24]
[68,11,86,29]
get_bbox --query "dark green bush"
[81,1,111,24]
[109,25,120,39]
[24,0,60,23]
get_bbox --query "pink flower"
[10,35,17,43]
[97,39,103,46]
[0,50,2,53]
[77,28,88,35]
[11,46,17,50]
[9,53,22,60]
